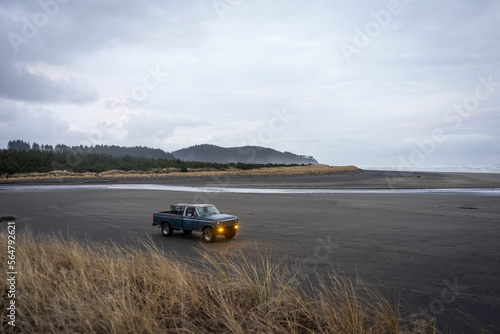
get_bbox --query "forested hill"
[172,144,318,165]
[5,140,318,165]
[7,140,174,160]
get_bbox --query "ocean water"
[1,184,500,196]
[360,164,500,174]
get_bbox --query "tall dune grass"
[1,231,436,333]
[0,164,359,182]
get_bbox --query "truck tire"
[202,227,216,243]
[224,228,237,240]
[161,223,173,237]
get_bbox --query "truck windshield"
[197,206,220,217]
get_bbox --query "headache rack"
[170,203,191,215]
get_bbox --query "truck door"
[183,206,199,230]
[167,206,184,229]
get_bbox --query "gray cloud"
[0,65,97,103]
[0,101,76,144]
[0,0,212,63]
[124,113,181,147]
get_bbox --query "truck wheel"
[202,227,216,243]
[161,223,173,237]
[183,230,192,235]
[224,228,237,240]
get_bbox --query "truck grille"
[221,219,237,227]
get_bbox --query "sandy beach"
[1,170,499,333]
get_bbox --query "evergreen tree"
[7,140,30,151]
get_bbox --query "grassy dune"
[0,164,359,182]
[0,231,435,333]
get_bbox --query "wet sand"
[1,170,499,333]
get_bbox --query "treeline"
[0,149,302,176]
[7,140,174,159]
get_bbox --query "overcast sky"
[0,0,499,167]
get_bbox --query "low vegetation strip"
[0,231,436,333]
[0,164,359,182]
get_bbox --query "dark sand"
[1,170,499,333]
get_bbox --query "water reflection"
[1,184,500,196]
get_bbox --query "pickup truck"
[152,203,239,243]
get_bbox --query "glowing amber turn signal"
[234,225,239,229]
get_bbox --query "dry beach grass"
[0,230,436,333]
[0,164,359,182]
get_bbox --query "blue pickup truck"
[153,203,239,242]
